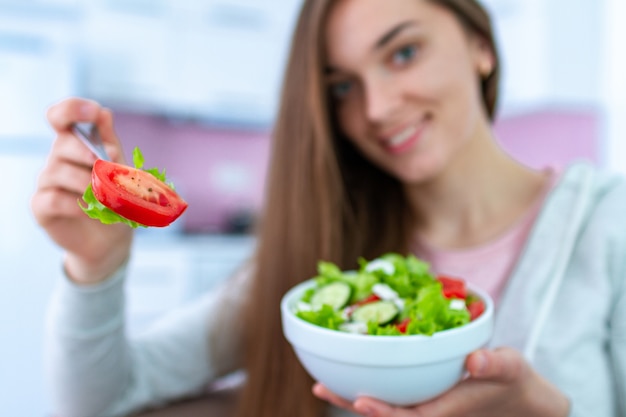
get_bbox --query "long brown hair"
[235,1,500,417]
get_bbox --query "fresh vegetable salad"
[294,253,485,336]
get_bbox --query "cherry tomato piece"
[467,299,485,321]
[437,275,467,299]
[91,159,188,227]
[395,317,411,333]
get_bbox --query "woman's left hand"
[312,347,570,417]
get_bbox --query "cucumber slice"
[351,301,399,325]
[310,282,352,310]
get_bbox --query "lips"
[389,125,418,147]
[380,119,428,155]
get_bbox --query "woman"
[32,0,626,417]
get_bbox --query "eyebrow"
[374,20,418,50]
[325,20,419,75]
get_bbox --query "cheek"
[429,65,483,138]
[418,44,481,112]
[449,84,483,140]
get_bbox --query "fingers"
[314,384,421,417]
[312,384,358,413]
[52,132,98,169]
[47,98,125,163]
[466,347,526,383]
[353,397,417,417]
[33,133,94,227]
[32,162,91,227]
[37,157,92,196]
[349,349,530,417]
[31,188,86,227]
[34,97,127,230]
[47,97,101,133]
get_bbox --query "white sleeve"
[45,262,248,417]
[610,264,626,417]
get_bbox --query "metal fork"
[71,122,111,161]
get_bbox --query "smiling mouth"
[382,120,428,154]
[389,125,418,146]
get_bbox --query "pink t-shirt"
[411,170,559,305]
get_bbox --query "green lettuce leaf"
[79,184,144,228]
[316,261,344,284]
[314,261,378,303]
[360,253,436,298]
[401,283,470,335]
[296,304,345,330]
[344,272,378,303]
[368,322,403,336]
[132,146,145,169]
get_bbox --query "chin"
[389,161,440,185]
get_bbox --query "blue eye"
[391,44,417,66]
[330,80,353,99]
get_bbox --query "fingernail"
[80,102,98,119]
[474,351,487,376]
[312,384,326,401]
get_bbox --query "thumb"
[466,347,527,383]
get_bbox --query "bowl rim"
[281,277,494,342]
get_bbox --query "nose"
[363,73,401,124]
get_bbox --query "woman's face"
[324,0,494,184]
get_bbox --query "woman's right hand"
[31,97,134,285]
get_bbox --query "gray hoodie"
[492,163,626,417]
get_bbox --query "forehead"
[324,0,457,65]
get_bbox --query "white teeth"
[389,125,417,147]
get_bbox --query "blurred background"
[1,0,625,415]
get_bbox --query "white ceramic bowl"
[281,279,494,406]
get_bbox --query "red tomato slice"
[355,294,381,306]
[91,159,188,227]
[437,275,467,299]
[344,294,381,317]
[467,300,485,321]
[395,317,411,333]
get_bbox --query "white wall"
[0,154,61,417]
[0,5,78,143]
[484,0,550,113]
[484,0,605,114]
[544,0,604,106]
[602,0,626,175]
[79,0,303,125]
